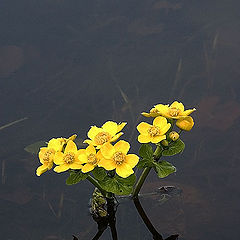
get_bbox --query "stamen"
[94,132,111,145]
[64,153,75,164]
[168,108,180,117]
[42,149,55,163]
[113,151,126,165]
[87,153,98,165]
[147,126,160,137]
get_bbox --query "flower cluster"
[137,101,196,143]
[36,121,139,178]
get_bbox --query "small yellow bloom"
[36,138,65,176]
[154,101,196,119]
[176,116,194,131]
[141,107,162,117]
[169,131,179,141]
[78,145,102,173]
[53,140,82,173]
[84,121,127,149]
[98,140,139,178]
[137,116,171,143]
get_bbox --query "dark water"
[1,0,240,239]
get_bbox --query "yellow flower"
[137,116,171,143]
[98,140,139,178]
[36,138,65,176]
[141,107,162,117]
[78,145,102,173]
[176,116,194,131]
[154,101,196,119]
[53,140,82,173]
[84,121,127,149]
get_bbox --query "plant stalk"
[87,175,107,197]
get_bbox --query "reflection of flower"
[78,145,101,173]
[137,116,171,143]
[176,116,194,131]
[84,121,127,149]
[155,101,196,119]
[98,140,139,178]
[54,140,82,173]
[36,138,65,176]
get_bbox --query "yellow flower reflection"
[36,138,65,176]
[154,101,196,119]
[98,140,139,178]
[176,116,194,131]
[137,116,171,143]
[84,121,127,149]
[78,145,102,173]
[53,140,82,173]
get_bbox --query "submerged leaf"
[24,141,46,154]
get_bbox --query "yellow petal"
[117,122,127,132]
[115,164,133,178]
[137,122,151,134]
[86,145,96,156]
[170,101,184,112]
[78,152,88,164]
[182,108,196,116]
[54,152,64,164]
[67,134,77,142]
[138,134,150,143]
[69,163,82,170]
[82,164,95,173]
[100,142,115,159]
[153,116,168,128]
[154,104,169,114]
[125,154,139,168]
[36,165,48,176]
[102,121,118,136]
[64,140,77,153]
[176,116,194,131]
[98,159,115,170]
[54,164,70,173]
[110,132,123,142]
[48,138,63,151]
[114,140,130,154]
[141,112,152,117]
[47,162,53,170]
[159,123,171,135]
[150,135,166,143]
[83,139,93,145]
[88,126,103,140]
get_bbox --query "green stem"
[132,145,162,199]
[87,175,107,197]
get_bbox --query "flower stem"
[132,145,162,199]
[87,175,107,197]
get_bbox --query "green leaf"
[92,167,107,181]
[137,159,155,168]
[99,174,136,195]
[162,139,185,156]
[24,141,47,154]
[154,161,176,178]
[66,170,88,185]
[139,144,153,159]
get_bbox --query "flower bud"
[176,116,194,131]
[169,131,179,141]
[161,139,169,147]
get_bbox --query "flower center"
[94,132,111,145]
[42,149,55,163]
[113,151,126,165]
[168,108,180,117]
[64,152,75,164]
[87,153,98,165]
[148,126,160,137]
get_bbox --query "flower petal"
[54,164,70,173]
[170,101,184,112]
[83,139,93,145]
[114,140,130,154]
[182,108,196,116]
[87,126,102,140]
[153,116,168,128]
[86,145,96,155]
[138,134,150,143]
[110,132,123,142]
[150,135,166,143]
[100,142,115,159]
[117,122,127,132]
[137,122,151,134]
[36,165,48,176]
[102,121,118,136]
[48,138,63,151]
[82,164,95,173]
[65,140,77,153]
[159,123,171,135]
[78,153,88,164]
[125,154,139,168]
[98,159,115,170]
[154,104,169,114]
[69,163,82,170]
[116,164,133,178]
[54,152,64,164]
